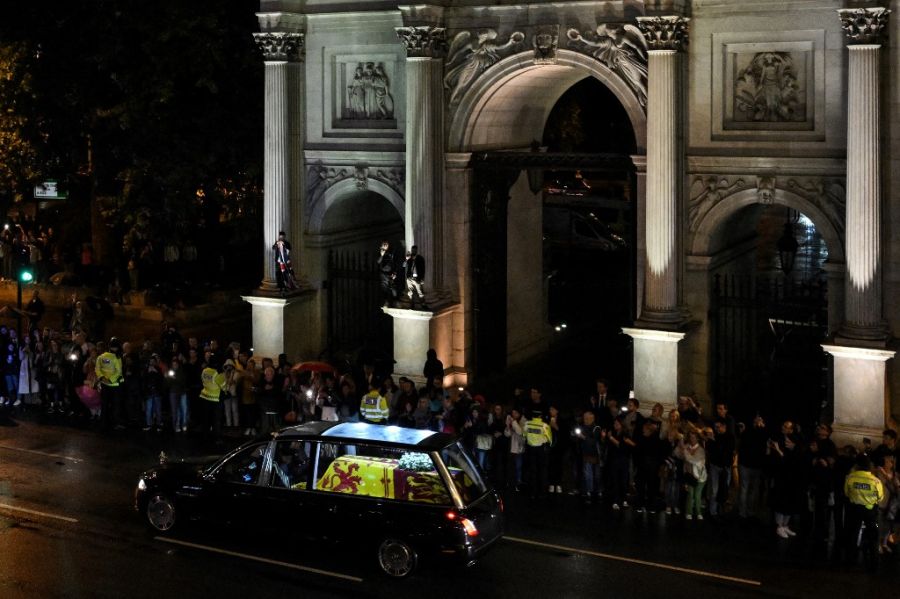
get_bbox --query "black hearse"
[135,422,503,577]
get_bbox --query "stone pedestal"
[382,307,435,386]
[822,344,895,447]
[622,327,685,413]
[242,289,316,363]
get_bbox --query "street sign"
[34,180,67,200]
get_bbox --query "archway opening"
[469,67,638,394]
[542,77,637,334]
[319,189,403,362]
[708,203,830,429]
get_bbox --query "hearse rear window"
[314,443,452,506]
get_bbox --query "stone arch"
[690,188,845,264]
[447,49,647,153]
[308,177,405,235]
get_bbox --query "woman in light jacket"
[677,430,708,520]
[505,407,526,491]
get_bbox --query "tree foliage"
[0,0,263,262]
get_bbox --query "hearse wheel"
[377,538,418,578]
[146,493,177,532]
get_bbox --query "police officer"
[199,364,226,439]
[844,454,884,560]
[524,408,553,499]
[95,342,123,432]
[360,381,389,424]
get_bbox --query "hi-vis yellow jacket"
[845,469,884,509]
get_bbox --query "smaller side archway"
[690,188,844,265]
[308,177,405,236]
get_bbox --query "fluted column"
[253,32,304,293]
[636,16,689,325]
[396,25,445,292]
[837,7,890,342]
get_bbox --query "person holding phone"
[769,421,806,538]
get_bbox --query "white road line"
[0,502,79,523]
[154,537,364,583]
[0,444,83,463]
[504,536,762,587]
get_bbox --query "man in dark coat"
[377,240,396,307]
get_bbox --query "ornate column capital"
[253,32,305,62]
[636,16,689,52]
[395,25,446,58]
[838,7,890,46]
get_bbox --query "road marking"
[0,444,83,463]
[155,537,364,583]
[0,502,79,524]
[504,536,762,587]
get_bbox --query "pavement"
[0,411,898,599]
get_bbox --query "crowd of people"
[3,314,893,565]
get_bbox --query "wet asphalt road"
[0,413,897,599]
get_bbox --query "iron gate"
[710,274,828,425]
[326,250,390,356]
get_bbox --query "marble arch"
[690,187,845,265]
[448,49,647,153]
[307,177,405,235]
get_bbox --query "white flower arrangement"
[398,452,433,472]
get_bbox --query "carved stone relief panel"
[711,30,825,141]
[323,48,403,137]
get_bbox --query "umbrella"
[290,361,338,375]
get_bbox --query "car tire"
[377,538,417,578]
[146,493,177,533]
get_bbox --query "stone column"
[635,16,689,326]
[252,32,304,293]
[396,25,446,293]
[824,7,894,448]
[837,7,890,343]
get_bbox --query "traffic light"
[17,266,33,283]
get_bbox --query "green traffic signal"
[18,269,33,283]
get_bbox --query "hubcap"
[147,495,175,531]
[378,540,413,577]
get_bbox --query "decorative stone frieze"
[635,16,689,52]
[307,163,405,203]
[253,32,304,62]
[688,176,747,232]
[785,178,846,235]
[566,25,648,107]
[837,7,890,45]
[395,26,446,58]
[444,29,525,106]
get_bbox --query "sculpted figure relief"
[734,52,801,122]
[566,25,648,107]
[346,62,394,120]
[444,29,526,106]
